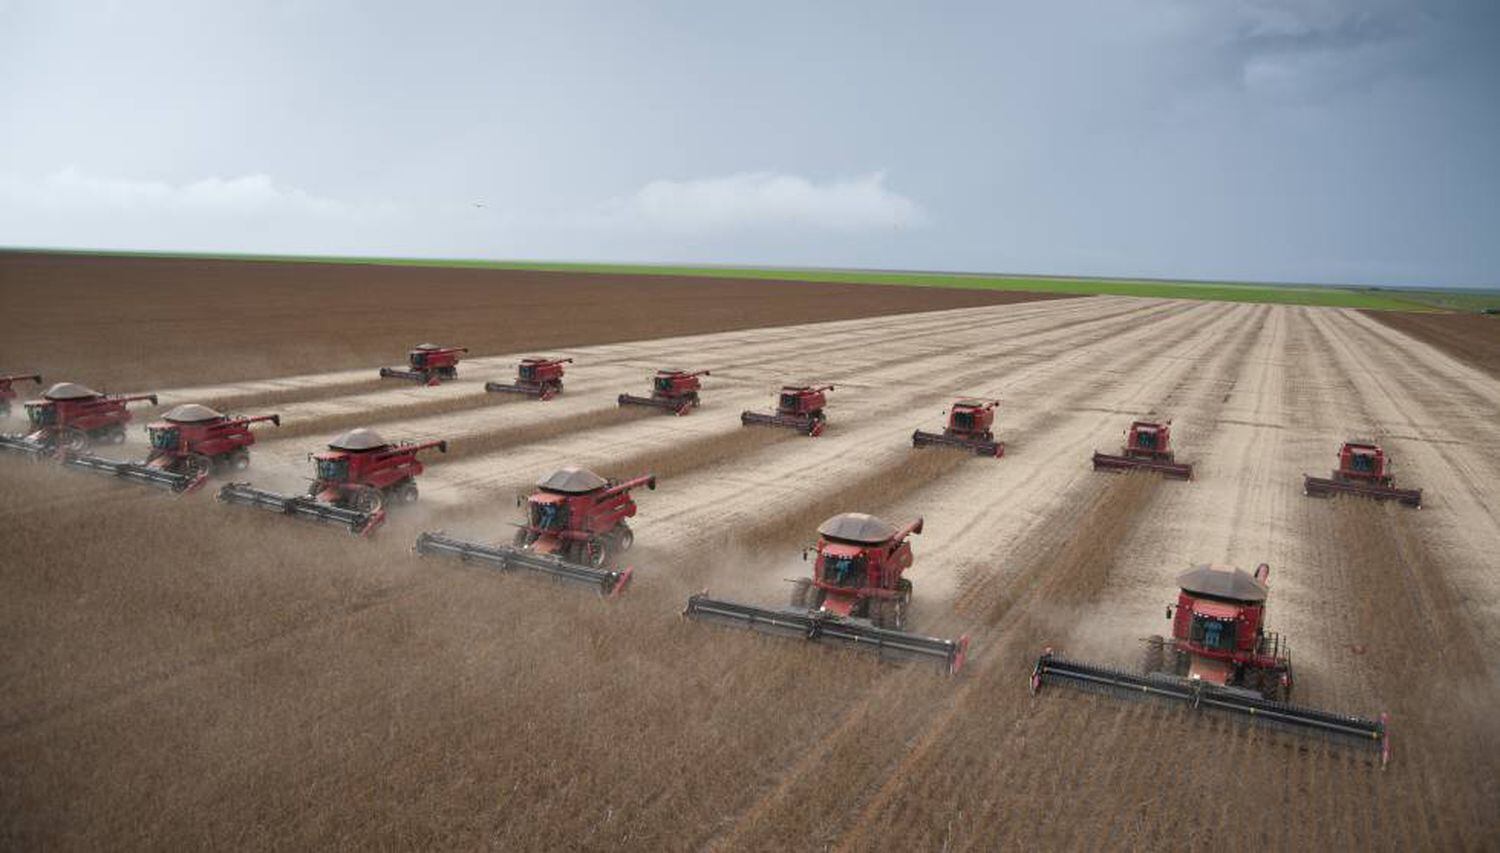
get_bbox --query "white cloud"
[1,167,375,218]
[596,171,926,233]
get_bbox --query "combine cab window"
[1137,430,1159,450]
[779,393,801,411]
[952,411,974,430]
[531,501,568,530]
[654,377,674,393]
[1350,453,1376,473]
[410,351,430,368]
[26,404,55,428]
[149,427,180,451]
[519,364,537,381]
[1190,616,1237,652]
[316,457,350,483]
[821,553,866,588]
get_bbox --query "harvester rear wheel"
[393,481,420,505]
[613,524,634,553]
[227,450,250,472]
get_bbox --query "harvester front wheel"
[183,453,213,480]
[790,578,814,609]
[1141,635,1165,675]
[347,485,383,514]
[57,427,89,454]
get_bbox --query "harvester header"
[64,404,282,493]
[1092,420,1192,479]
[1029,562,1390,766]
[912,398,1004,457]
[741,384,834,436]
[416,466,657,596]
[380,343,468,385]
[683,511,969,674]
[618,368,710,415]
[486,356,573,400]
[1304,441,1421,507]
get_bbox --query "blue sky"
[2,1,1496,287]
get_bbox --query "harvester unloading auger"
[1304,440,1421,507]
[416,466,655,597]
[912,398,1004,457]
[684,513,969,674]
[485,356,572,400]
[1092,420,1193,479]
[1029,563,1390,767]
[0,383,158,458]
[0,373,42,418]
[741,384,834,436]
[218,428,446,536]
[379,343,468,385]
[64,404,280,493]
[618,368,709,415]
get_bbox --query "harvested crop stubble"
[273,391,506,440]
[200,378,390,412]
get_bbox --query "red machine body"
[741,384,834,436]
[1146,563,1292,699]
[1,382,158,455]
[1304,441,1421,507]
[218,428,446,535]
[618,368,709,415]
[912,398,1004,456]
[65,403,281,493]
[486,357,573,400]
[380,344,468,385]
[0,373,41,417]
[792,513,922,630]
[1092,420,1193,479]
[514,467,656,569]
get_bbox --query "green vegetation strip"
[5,247,1464,311]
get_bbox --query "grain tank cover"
[818,512,898,545]
[1177,564,1268,603]
[537,466,608,494]
[42,382,99,401]
[163,403,223,423]
[328,428,389,451]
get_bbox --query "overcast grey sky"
[2,1,1496,286]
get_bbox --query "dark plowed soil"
[0,252,1070,388]
[1363,310,1500,379]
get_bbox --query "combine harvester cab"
[1304,441,1421,508]
[912,398,1004,457]
[684,513,969,674]
[416,466,655,597]
[64,404,280,493]
[741,384,834,437]
[1029,563,1390,767]
[218,428,446,536]
[618,368,709,416]
[0,382,157,458]
[379,343,468,385]
[1091,420,1193,480]
[0,373,42,418]
[485,356,572,400]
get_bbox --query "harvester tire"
[613,524,634,553]
[184,453,213,480]
[227,450,251,472]
[1141,635,1165,675]
[58,426,89,454]
[790,578,814,609]
[870,599,892,630]
[513,528,534,547]
[394,481,420,505]
[106,425,127,445]
[347,485,383,514]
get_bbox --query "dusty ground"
[0,251,1063,389]
[1364,309,1500,380]
[2,270,1500,849]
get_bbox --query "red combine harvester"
[0,373,42,418]
[65,404,280,493]
[1304,440,1421,508]
[1092,420,1193,479]
[379,343,468,385]
[685,513,969,674]
[912,398,1004,457]
[417,466,656,597]
[486,356,572,400]
[1030,563,1390,766]
[618,368,710,415]
[741,385,834,436]
[0,383,158,457]
[218,428,446,535]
